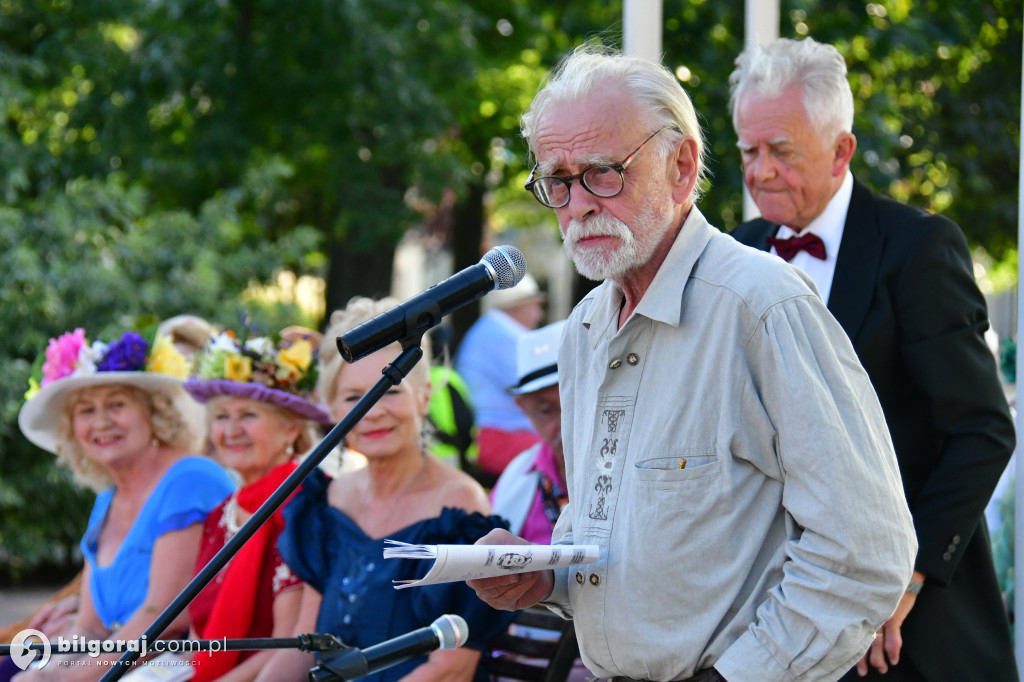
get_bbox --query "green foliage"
[656,1,1022,264]
[503,2,1021,271]
[0,164,321,583]
[795,0,1022,261]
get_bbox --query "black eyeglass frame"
[524,126,680,209]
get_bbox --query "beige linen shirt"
[546,208,916,682]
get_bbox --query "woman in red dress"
[183,331,333,682]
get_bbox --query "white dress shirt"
[770,171,853,304]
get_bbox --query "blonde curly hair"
[318,296,432,408]
[55,384,201,491]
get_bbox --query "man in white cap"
[456,273,546,479]
[491,320,568,544]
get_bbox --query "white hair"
[521,43,708,204]
[728,37,854,141]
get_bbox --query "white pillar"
[741,0,780,221]
[623,0,662,62]
[1014,20,1024,677]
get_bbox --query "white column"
[1014,22,1024,677]
[623,0,662,62]
[741,0,780,221]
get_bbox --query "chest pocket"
[634,452,721,507]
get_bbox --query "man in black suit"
[729,37,1016,681]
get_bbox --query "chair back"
[487,606,580,682]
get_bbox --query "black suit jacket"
[732,177,1017,681]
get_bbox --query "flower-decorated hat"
[183,331,332,424]
[19,328,203,454]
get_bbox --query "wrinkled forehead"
[532,90,647,174]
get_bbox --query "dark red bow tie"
[766,232,826,262]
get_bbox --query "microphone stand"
[1,633,350,656]
[98,341,427,682]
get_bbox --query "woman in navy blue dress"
[261,297,513,682]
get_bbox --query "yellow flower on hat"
[146,335,191,378]
[225,354,252,382]
[278,339,313,375]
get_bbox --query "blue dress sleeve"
[410,508,515,651]
[279,467,332,593]
[150,456,235,537]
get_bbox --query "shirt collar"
[776,170,853,258]
[580,207,716,343]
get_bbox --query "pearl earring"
[286,444,295,456]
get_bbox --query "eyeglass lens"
[532,166,623,208]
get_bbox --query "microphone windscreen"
[484,246,527,290]
[431,614,469,650]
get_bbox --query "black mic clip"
[399,297,442,351]
[304,634,369,682]
[296,633,350,655]
[307,647,370,681]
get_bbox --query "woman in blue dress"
[11,328,234,681]
[262,297,514,682]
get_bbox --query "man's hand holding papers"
[384,534,597,591]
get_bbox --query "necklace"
[224,493,242,536]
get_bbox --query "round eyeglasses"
[524,126,678,209]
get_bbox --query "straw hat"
[280,325,324,351]
[183,331,332,424]
[19,329,203,455]
[156,314,215,352]
[508,320,566,396]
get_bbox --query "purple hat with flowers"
[19,328,203,455]
[183,331,332,425]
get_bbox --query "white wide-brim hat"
[508,320,567,396]
[19,372,204,455]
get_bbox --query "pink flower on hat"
[41,328,87,386]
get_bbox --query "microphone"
[308,614,469,681]
[337,245,527,362]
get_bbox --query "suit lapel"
[827,178,884,341]
[746,219,779,252]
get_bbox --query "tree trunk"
[449,180,486,350]
[323,234,396,326]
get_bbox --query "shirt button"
[947,544,957,553]
[626,353,639,365]
[589,574,600,586]
[349,593,358,603]
[343,614,352,624]
[943,552,952,561]
[952,535,961,544]
[366,562,375,572]
[609,359,622,369]
[576,572,584,585]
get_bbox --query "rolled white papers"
[383,540,600,589]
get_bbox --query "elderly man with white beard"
[467,45,918,682]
